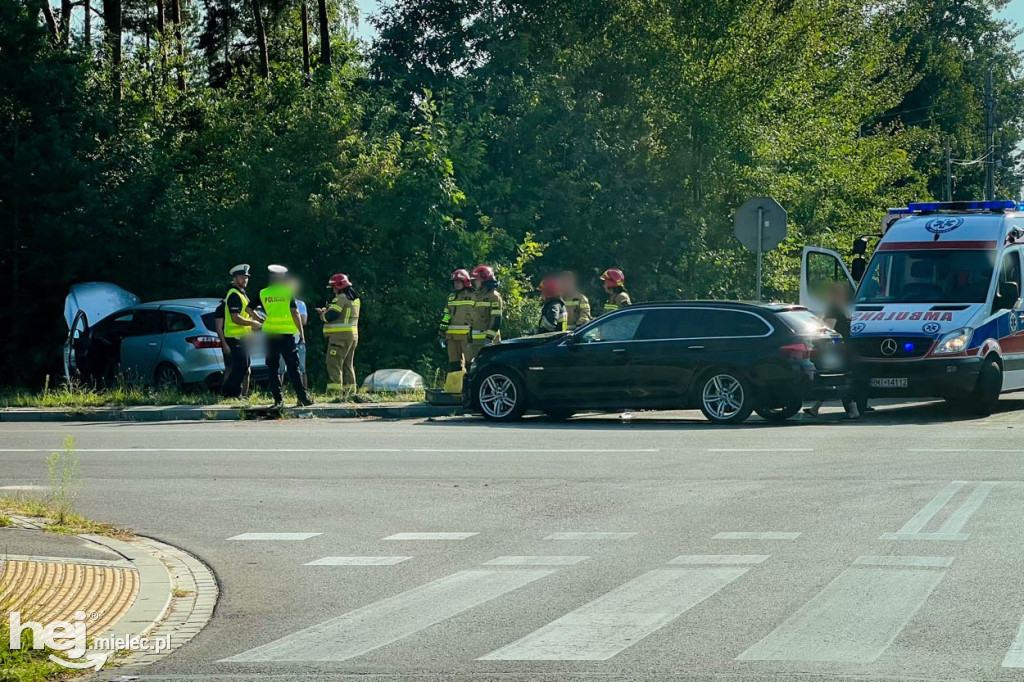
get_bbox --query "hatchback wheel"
[477,369,527,421]
[155,363,184,391]
[699,371,753,424]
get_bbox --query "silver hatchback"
[65,283,268,389]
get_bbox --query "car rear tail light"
[779,342,816,360]
[186,335,221,349]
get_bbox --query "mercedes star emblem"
[880,338,898,356]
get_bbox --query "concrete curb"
[82,533,219,670]
[0,402,468,422]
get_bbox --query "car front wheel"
[699,370,754,424]
[476,369,527,421]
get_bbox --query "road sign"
[734,197,787,300]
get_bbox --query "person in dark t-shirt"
[805,282,860,419]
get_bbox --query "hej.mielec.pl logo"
[9,610,170,670]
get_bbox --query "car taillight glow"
[186,335,221,349]
[779,342,816,360]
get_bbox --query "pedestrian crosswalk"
[220,480,1022,673]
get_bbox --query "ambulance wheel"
[952,357,1002,416]
[698,369,754,424]
[755,398,802,423]
[477,369,527,421]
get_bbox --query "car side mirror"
[997,281,1020,310]
[565,332,579,346]
[851,256,866,283]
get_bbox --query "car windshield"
[855,249,995,304]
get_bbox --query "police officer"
[439,269,475,372]
[536,276,568,334]
[599,268,631,315]
[559,270,591,330]
[318,273,360,393]
[220,264,262,398]
[258,265,313,408]
[470,265,503,352]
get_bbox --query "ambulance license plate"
[870,377,908,388]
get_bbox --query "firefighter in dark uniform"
[599,268,631,315]
[439,269,475,372]
[470,265,503,353]
[220,264,262,398]
[559,270,591,330]
[536,276,568,334]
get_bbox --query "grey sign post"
[734,197,787,301]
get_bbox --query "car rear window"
[701,310,772,337]
[200,312,218,332]
[165,312,196,332]
[777,310,830,334]
[635,309,705,340]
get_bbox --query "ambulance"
[800,200,1024,415]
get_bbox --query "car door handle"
[687,345,705,350]
[148,342,158,347]
[612,348,627,353]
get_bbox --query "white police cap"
[229,264,250,276]
[267,264,289,276]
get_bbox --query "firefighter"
[220,264,262,398]
[599,268,631,315]
[536,276,568,334]
[318,273,360,393]
[258,265,313,408]
[559,270,591,330]
[439,269,475,372]
[470,265,503,352]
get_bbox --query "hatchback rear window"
[200,312,218,332]
[777,310,830,334]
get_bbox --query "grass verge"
[1,383,426,409]
[0,496,131,539]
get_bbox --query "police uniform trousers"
[327,335,358,390]
[221,337,250,398]
[267,334,310,404]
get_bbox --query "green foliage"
[1,0,1022,387]
[45,436,80,525]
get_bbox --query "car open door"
[63,283,140,382]
[799,246,856,316]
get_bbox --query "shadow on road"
[424,396,1024,431]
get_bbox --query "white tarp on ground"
[361,369,425,392]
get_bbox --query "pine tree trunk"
[40,1,59,43]
[301,1,310,77]
[172,0,186,90]
[251,0,269,78]
[102,0,123,98]
[83,0,91,46]
[60,0,71,46]
[317,0,330,67]
[156,0,166,76]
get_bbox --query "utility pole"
[985,67,995,200]
[944,135,952,201]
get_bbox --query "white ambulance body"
[800,200,1024,414]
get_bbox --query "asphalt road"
[3,400,1024,681]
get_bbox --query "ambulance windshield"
[855,249,995,304]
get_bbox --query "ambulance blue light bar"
[892,200,1021,214]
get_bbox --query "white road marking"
[713,532,801,540]
[304,556,411,566]
[0,485,46,491]
[479,566,755,660]
[895,481,966,534]
[543,532,638,540]
[483,556,589,566]
[226,532,321,541]
[908,449,1024,453]
[880,532,970,541]
[852,555,953,568]
[707,448,813,452]
[882,481,995,541]
[668,555,770,565]
[1002,616,1024,667]
[382,532,478,540]
[737,564,946,662]
[410,448,660,453]
[221,568,557,662]
[0,447,658,453]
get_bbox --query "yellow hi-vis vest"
[323,294,360,338]
[259,284,298,335]
[223,287,252,338]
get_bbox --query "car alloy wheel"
[700,372,753,424]
[155,363,184,391]
[478,372,520,420]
